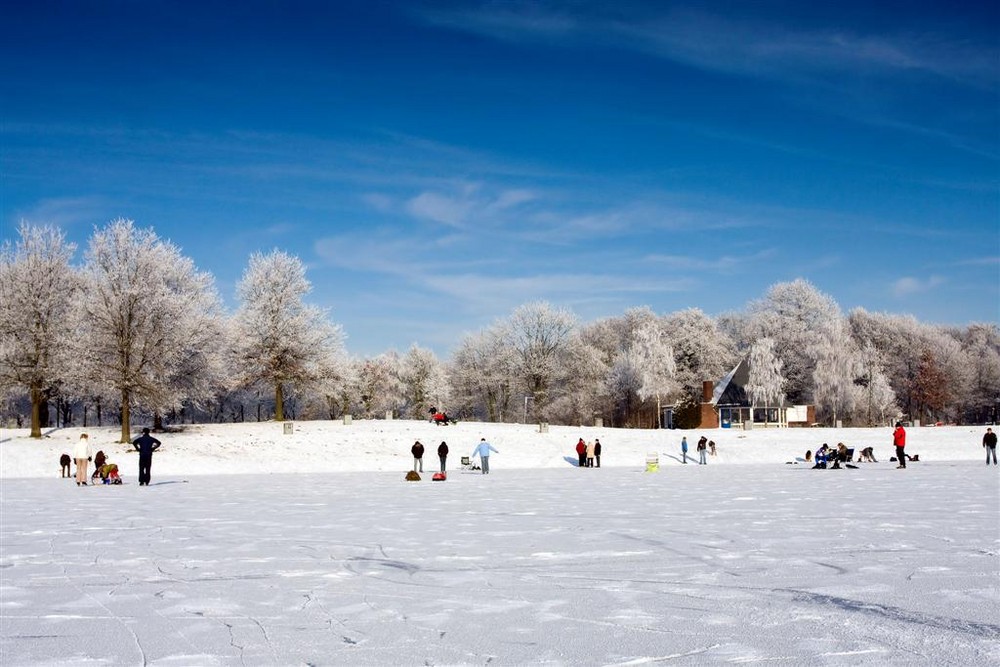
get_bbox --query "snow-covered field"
[1,420,998,665]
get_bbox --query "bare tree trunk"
[120,390,131,443]
[29,384,42,438]
[275,383,285,421]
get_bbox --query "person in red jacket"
[893,422,907,469]
[575,438,586,468]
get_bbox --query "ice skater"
[471,438,498,475]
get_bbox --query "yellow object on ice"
[645,453,659,473]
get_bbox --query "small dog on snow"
[59,453,72,478]
[857,447,877,463]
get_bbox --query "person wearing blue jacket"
[681,436,689,464]
[471,438,499,474]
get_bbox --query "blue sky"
[2,1,997,356]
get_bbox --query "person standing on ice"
[73,433,93,486]
[697,436,708,465]
[594,439,602,468]
[437,441,449,473]
[411,440,425,473]
[681,436,689,464]
[575,438,586,468]
[132,428,161,486]
[983,427,997,466]
[893,422,907,469]
[471,438,498,475]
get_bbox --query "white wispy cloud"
[891,275,945,297]
[643,248,778,273]
[12,195,110,231]
[404,183,539,229]
[417,5,998,88]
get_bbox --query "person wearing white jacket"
[73,434,93,486]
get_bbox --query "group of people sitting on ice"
[806,443,917,469]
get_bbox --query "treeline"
[2,220,998,440]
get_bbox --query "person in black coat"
[411,440,425,472]
[131,428,161,486]
[984,427,997,466]
[594,439,602,468]
[438,441,449,473]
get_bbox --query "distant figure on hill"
[471,438,498,475]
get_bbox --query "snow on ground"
[0,419,993,478]
[1,421,998,665]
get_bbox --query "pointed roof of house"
[711,358,749,406]
[711,357,788,408]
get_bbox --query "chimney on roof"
[702,381,714,403]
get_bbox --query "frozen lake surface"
[2,461,997,665]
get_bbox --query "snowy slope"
[0,420,990,478]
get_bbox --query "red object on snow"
[432,472,447,481]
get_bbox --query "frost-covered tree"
[541,335,606,425]
[869,367,899,425]
[399,344,448,418]
[505,301,577,417]
[662,308,737,400]
[0,223,78,436]
[848,308,923,419]
[857,343,899,426]
[747,337,785,425]
[76,219,225,442]
[961,324,1000,421]
[604,348,643,427]
[631,320,677,427]
[811,328,861,425]
[449,325,518,422]
[354,353,403,418]
[231,249,346,422]
[746,279,842,403]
